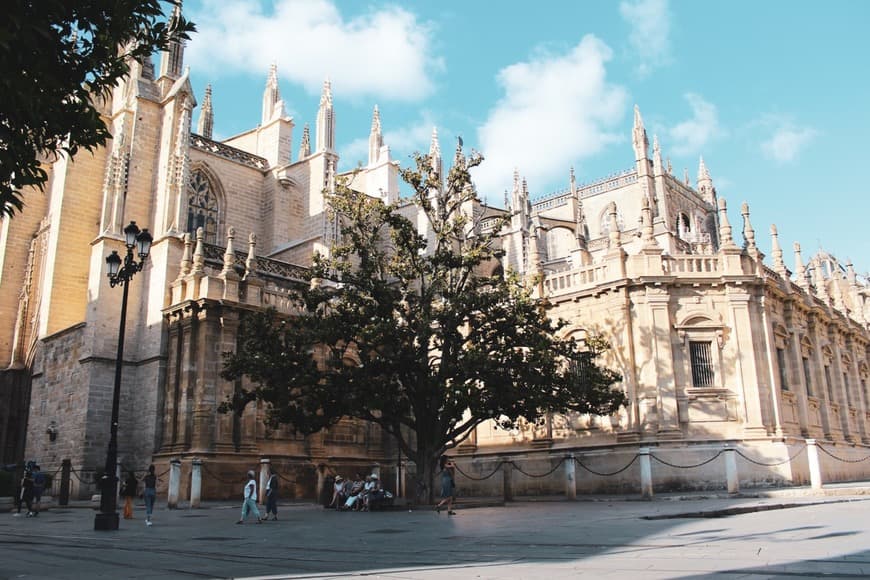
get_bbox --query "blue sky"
[181,0,870,274]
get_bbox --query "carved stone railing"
[533,167,637,210]
[543,263,609,297]
[202,242,308,283]
[664,255,721,275]
[190,133,269,170]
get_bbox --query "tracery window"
[187,170,219,244]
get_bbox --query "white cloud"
[761,125,817,163]
[186,0,440,101]
[619,0,671,77]
[668,93,721,155]
[473,35,627,197]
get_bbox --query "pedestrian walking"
[14,466,34,517]
[265,467,279,521]
[121,470,138,519]
[434,455,456,515]
[31,465,45,516]
[143,465,157,526]
[236,470,262,524]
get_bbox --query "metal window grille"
[690,341,715,388]
[776,348,789,391]
[803,358,813,396]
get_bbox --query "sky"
[180,0,870,274]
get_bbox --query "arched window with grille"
[187,168,221,244]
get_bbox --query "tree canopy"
[221,148,625,498]
[0,0,194,216]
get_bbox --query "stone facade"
[2,15,869,499]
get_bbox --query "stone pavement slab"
[3,495,870,579]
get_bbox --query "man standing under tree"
[265,467,279,521]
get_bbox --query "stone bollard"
[724,445,739,494]
[168,458,181,509]
[259,458,270,504]
[59,459,71,506]
[502,459,513,502]
[639,447,653,499]
[806,439,823,490]
[190,459,202,508]
[565,454,577,500]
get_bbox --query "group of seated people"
[329,473,393,511]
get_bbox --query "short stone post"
[502,459,513,502]
[806,439,823,490]
[724,445,739,494]
[190,458,202,508]
[639,447,653,499]
[168,458,181,509]
[59,459,71,506]
[565,454,577,500]
[259,457,270,504]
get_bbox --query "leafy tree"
[221,148,625,500]
[0,0,195,216]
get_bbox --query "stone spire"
[221,226,237,277]
[666,157,672,174]
[159,0,185,79]
[569,166,577,195]
[368,105,383,166]
[812,257,830,305]
[846,261,866,324]
[262,64,280,125]
[652,135,663,176]
[740,202,757,253]
[429,127,442,179]
[770,224,787,276]
[697,156,715,203]
[632,105,649,161]
[831,267,847,312]
[793,242,809,290]
[245,233,258,281]
[717,198,737,249]
[315,78,335,152]
[197,84,213,139]
[684,168,690,185]
[299,123,311,158]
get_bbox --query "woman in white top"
[236,470,262,524]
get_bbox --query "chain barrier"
[574,454,639,476]
[453,460,506,481]
[735,445,806,467]
[202,463,240,485]
[509,457,568,479]
[650,450,723,469]
[817,444,870,464]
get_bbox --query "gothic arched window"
[187,170,219,244]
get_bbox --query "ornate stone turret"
[846,261,866,324]
[608,202,622,251]
[831,267,847,313]
[261,64,281,125]
[159,0,184,80]
[640,195,658,249]
[652,135,663,176]
[299,123,311,158]
[812,257,831,305]
[632,105,649,161]
[315,79,335,152]
[793,242,809,290]
[368,105,383,166]
[197,84,213,139]
[741,202,759,257]
[429,127,442,180]
[697,156,715,204]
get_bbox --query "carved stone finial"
[245,232,258,280]
[641,195,657,247]
[179,232,192,277]
[608,202,622,249]
[299,123,311,158]
[652,135,663,175]
[741,202,756,251]
[191,227,205,274]
[221,226,236,276]
[717,198,736,249]
[793,242,809,290]
[770,224,786,275]
[812,257,830,305]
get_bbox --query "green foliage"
[0,0,195,216]
[222,147,625,494]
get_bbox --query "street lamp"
[94,221,152,531]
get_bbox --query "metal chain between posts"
[574,454,639,476]
[650,450,723,469]
[509,456,568,478]
[201,464,240,485]
[735,445,806,467]
[453,460,506,481]
[817,444,870,464]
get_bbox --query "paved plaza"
[3,493,870,579]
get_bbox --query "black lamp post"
[94,221,152,531]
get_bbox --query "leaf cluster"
[0,0,195,216]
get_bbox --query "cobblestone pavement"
[2,495,870,579]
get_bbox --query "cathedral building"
[2,15,869,499]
